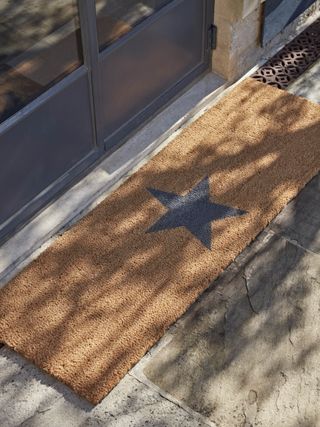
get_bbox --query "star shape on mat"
[146,177,246,250]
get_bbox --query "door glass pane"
[0,0,83,124]
[96,0,172,51]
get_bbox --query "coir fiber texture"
[0,79,320,404]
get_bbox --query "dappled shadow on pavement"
[144,227,320,426]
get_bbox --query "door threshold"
[0,71,226,287]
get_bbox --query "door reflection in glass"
[0,0,83,124]
[95,0,172,51]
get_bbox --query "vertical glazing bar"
[78,0,103,146]
[205,0,214,64]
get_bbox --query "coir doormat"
[0,79,320,404]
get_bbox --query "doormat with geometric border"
[0,78,320,404]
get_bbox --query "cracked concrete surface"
[143,231,320,426]
[0,61,319,426]
[0,347,208,427]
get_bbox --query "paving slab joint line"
[232,229,274,268]
[267,228,320,257]
[128,372,217,427]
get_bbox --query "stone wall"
[212,0,320,81]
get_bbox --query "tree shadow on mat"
[0,81,319,419]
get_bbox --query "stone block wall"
[212,0,320,81]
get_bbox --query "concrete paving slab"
[143,234,320,427]
[270,174,320,254]
[0,347,209,427]
[288,60,320,104]
[271,59,320,255]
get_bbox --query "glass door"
[93,0,213,152]
[0,0,98,242]
[0,0,212,243]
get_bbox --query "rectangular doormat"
[1,79,320,404]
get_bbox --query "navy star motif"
[146,177,246,250]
